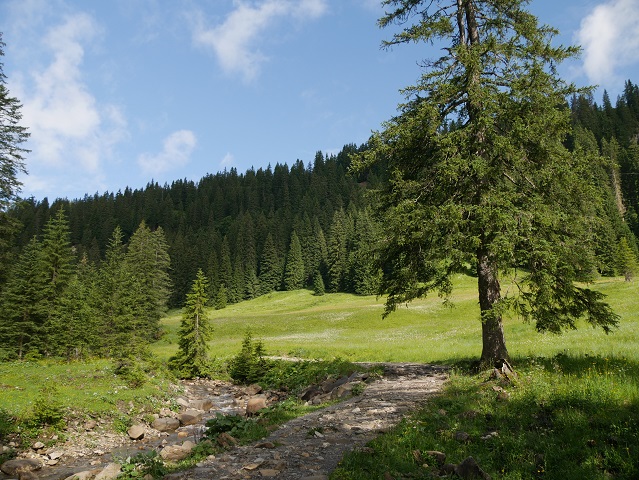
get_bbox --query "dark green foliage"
[0,408,15,440]
[170,269,212,379]
[284,231,304,290]
[0,33,29,213]
[352,0,620,365]
[118,451,167,480]
[30,385,65,429]
[228,331,270,384]
[312,270,325,296]
[616,237,638,281]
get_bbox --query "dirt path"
[168,363,449,480]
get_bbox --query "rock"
[454,431,470,442]
[32,441,45,450]
[1,459,43,476]
[63,470,101,480]
[440,463,457,476]
[259,469,280,477]
[177,431,189,438]
[256,442,275,449]
[246,384,263,395]
[189,399,214,411]
[160,442,194,462]
[300,476,329,480]
[176,397,189,407]
[455,456,491,479]
[48,450,64,460]
[94,462,122,480]
[152,417,180,432]
[127,424,145,440]
[217,432,238,448]
[246,396,267,415]
[84,420,98,431]
[178,409,203,426]
[425,451,446,466]
[46,459,60,466]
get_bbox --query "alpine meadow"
[1,1,639,479]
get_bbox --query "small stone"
[177,431,189,438]
[84,420,98,431]
[48,451,64,460]
[94,462,122,480]
[454,431,470,442]
[259,469,280,477]
[256,442,275,449]
[246,396,268,415]
[425,451,446,467]
[127,425,145,440]
[152,417,180,432]
[244,463,261,471]
[32,441,45,450]
[178,410,203,426]
[46,459,59,466]
[455,456,491,479]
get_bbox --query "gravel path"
[169,363,449,480]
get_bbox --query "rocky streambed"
[1,363,449,480]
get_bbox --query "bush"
[30,385,65,429]
[0,408,15,440]
[227,331,272,384]
[119,451,167,479]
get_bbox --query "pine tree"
[284,231,304,290]
[39,208,75,354]
[617,237,638,281]
[0,33,29,284]
[327,209,347,292]
[353,0,619,365]
[125,221,171,340]
[258,233,281,294]
[170,269,212,378]
[0,237,45,359]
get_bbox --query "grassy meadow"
[152,274,639,365]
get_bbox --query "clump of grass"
[332,353,639,480]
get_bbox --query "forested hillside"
[1,82,639,362]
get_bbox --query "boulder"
[152,417,180,432]
[455,456,491,479]
[245,384,263,396]
[94,462,122,480]
[0,458,42,476]
[127,424,145,440]
[246,396,267,415]
[32,441,45,451]
[178,409,203,426]
[189,399,213,411]
[159,442,195,462]
[63,469,101,480]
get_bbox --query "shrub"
[30,385,65,429]
[0,408,15,440]
[227,331,272,384]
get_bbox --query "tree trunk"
[477,248,510,367]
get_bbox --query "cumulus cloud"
[10,11,129,190]
[138,130,197,175]
[190,0,328,82]
[576,0,639,86]
[220,152,235,169]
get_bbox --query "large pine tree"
[353,0,619,365]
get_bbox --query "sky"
[1,0,639,202]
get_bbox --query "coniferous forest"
[1,70,639,361]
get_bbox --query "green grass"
[152,274,639,365]
[2,273,638,478]
[0,359,174,430]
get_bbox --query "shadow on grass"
[331,353,639,480]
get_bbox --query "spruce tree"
[617,237,638,281]
[353,0,619,365]
[0,237,45,359]
[258,233,280,294]
[0,33,29,284]
[284,231,304,290]
[170,269,212,378]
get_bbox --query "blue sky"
[1,0,638,201]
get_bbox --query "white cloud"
[577,0,639,86]
[138,130,197,175]
[190,0,328,82]
[220,152,235,168]
[10,11,129,183]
